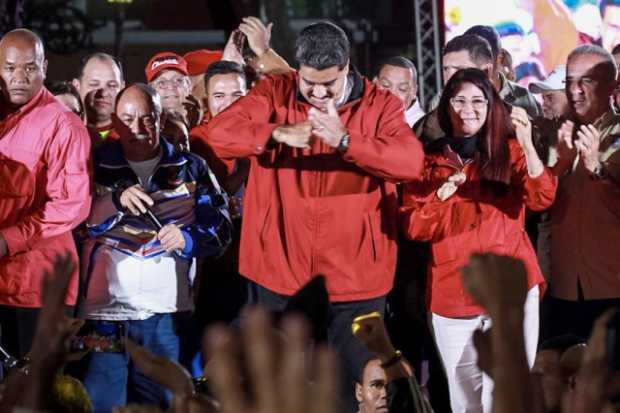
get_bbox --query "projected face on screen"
[601,3,620,52]
[444,0,620,87]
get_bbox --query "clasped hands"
[557,119,602,173]
[272,99,348,149]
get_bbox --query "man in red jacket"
[205,21,424,406]
[0,29,91,358]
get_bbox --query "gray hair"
[295,21,350,70]
[567,44,618,82]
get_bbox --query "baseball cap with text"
[145,52,189,82]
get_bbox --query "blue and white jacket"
[80,139,232,320]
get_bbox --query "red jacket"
[205,71,424,301]
[400,139,557,317]
[0,88,92,307]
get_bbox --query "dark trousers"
[247,281,385,413]
[542,295,620,342]
[0,305,40,359]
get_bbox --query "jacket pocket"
[365,213,377,262]
[0,250,35,295]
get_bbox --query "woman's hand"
[511,107,535,153]
[511,107,544,177]
[436,172,466,201]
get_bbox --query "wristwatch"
[590,164,606,180]
[337,133,350,154]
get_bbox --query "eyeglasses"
[450,97,488,111]
[153,77,187,90]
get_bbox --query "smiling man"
[547,44,620,340]
[205,21,424,410]
[0,29,91,358]
[145,52,196,127]
[72,53,124,146]
[375,56,424,127]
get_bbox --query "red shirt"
[0,88,92,307]
[205,71,424,301]
[401,139,557,317]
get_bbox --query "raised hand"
[238,17,273,57]
[574,124,601,173]
[552,120,578,176]
[205,306,339,413]
[511,106,544,177]
[511,106,535,152]
[222,30,246,66]
[461,253,528,317]
[351,311,395,358]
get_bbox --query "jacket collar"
[97,136,187,170]
[295,67,365,107]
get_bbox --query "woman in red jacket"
[400,68,557,413]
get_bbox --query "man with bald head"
[0,29,91,358]
[72,53,125,146]
[74,83,231,411]
[546,44,620,340]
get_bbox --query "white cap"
[528,65,566,94]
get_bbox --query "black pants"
[0,305,40,359]
[542,295,620,342]
[0,305,76,361]
[247,282,386,413]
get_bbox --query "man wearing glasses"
[145,52,199,128]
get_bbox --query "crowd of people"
[0,13,618,413]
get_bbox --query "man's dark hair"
[204,60,247,91]
[378,56,418,83]
[600,0,620,16]
[612,43,620,57]
[295,21,350,70]
[464,25,501,60]
[443,34,494,67]
[47,80,84,118]
[76,52,124,81]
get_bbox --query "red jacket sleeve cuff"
[0,226,27,256]
[526,168,555,191]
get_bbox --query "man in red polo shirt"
[0,29,91,358]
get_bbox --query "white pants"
[430,286,539,413]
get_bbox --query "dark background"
[0,0,430,84]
